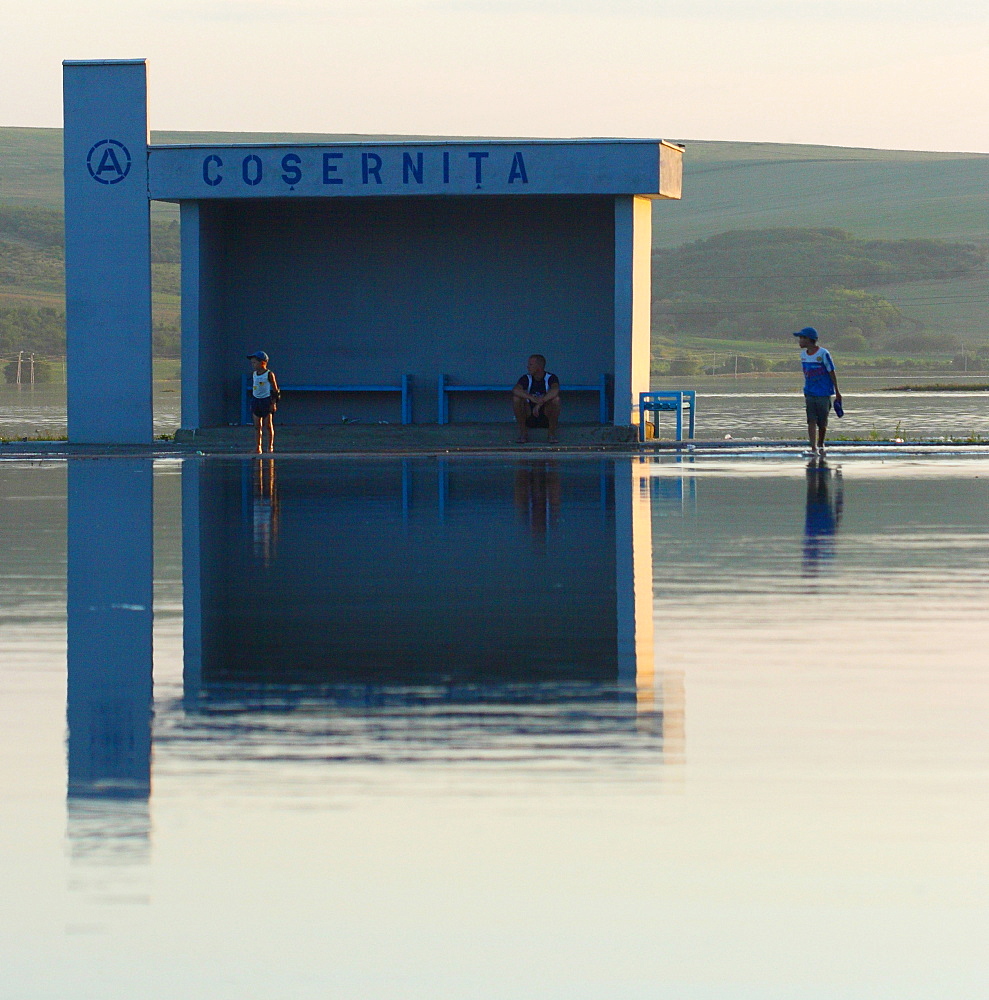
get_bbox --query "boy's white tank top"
[252,371,272,398]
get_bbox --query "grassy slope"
[2,128,988,346]
[654,140,989,247]
[875,272,989,337]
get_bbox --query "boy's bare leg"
[512,395,529,442]
[817,418,827,453]
[265,414,275,453]
[545,398,561,442]
[806,421,817,454]
[253,414,263,454]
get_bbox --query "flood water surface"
[3,374,989,441]
[1,454,987,998]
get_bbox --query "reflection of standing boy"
[247,351,280,454]
[793,327,842,456]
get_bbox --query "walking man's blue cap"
[247,351,269,361]
[793,327,818,340]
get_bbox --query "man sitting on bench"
[512,354,561,444]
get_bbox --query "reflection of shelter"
[65,458,684,803]
[62,60,682,443]
[183,459,657,689]
[182,457,676,733]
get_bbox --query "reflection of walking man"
[802,462,843,576]
[512,354,560,444]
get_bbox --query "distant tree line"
[0,306,179,359]
[661,346,989,377]
[0,205,181,357]
[0,306,65,355]
[652,228,989,348]
[0,205,179,262]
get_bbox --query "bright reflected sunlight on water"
[0,454,987,999]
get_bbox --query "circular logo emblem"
[86,139,132,185]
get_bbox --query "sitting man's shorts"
[525,400,550,428]
[804,395,832,424]
[251,395,275,418]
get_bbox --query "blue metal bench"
[438,373,610,425]
[243,374,413,425]
[639,390,696,442]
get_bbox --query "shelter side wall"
[196,196,615,425]
[613,195,653,425]
[181,201,229,428]
[179,202,201,428]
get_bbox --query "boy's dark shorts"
[804,395,832,424]
[250,396,275,418]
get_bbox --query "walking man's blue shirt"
[801,347,836,396]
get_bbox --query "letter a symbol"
[508,152,528,184]
[96,146,123,179]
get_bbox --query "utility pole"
[29,353,35,385]
[16,350,23,386]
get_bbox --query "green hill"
[2,128,988,360]
[656,140,989,246]
[653,227,988,349]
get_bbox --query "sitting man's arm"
[513,379,534,403]
[540,377,560,404]
[532,376,560,414]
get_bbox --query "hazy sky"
[5,0,989,152]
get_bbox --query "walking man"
[793,327,841,456]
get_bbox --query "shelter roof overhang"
[147,139,683,201]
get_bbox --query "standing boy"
[247,351,280,454]
[793,326,841,456]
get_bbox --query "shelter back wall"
[193,196,616,425]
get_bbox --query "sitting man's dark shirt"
[516,371,560,426]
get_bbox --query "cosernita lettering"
[199,150,530,188]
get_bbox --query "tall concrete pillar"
[613,195,653,426]
[63,59,152,443]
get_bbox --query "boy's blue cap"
[247,351,269,362]
[793,327,818,341]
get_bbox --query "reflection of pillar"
[658,669,685,762]
[182,458,203,705]
[615,460,655,707]
[66,459,153,800]
[63,59,152,443]
[613,196,652,426]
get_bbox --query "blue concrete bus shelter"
[63,59,683,443]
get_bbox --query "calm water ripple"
[1,454,987,999]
